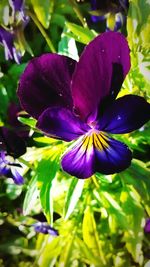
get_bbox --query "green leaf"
[127,0,150,49]
[37,236,61,267]
[18,116,37,128]
[58,236,74,267]
[121,159,150,203]
[120,186,144,264]
[31,0,51,28]
[23,175,39,216]
[101,191,128,231]
[75,237,102,267]
[65,22,97,44]
[82,206,106,265]
[58,27,79,61]
[64,179,84,220]
[36,157,60,224]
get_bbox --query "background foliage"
[0,0,150,266]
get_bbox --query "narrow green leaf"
[82,207,106,265]
[23,175,39,215]
[58,236,74,267]
[31,0,51,28]
[37,236,61,267]
[65,22,97,44]
[18,116,37,128]
[37,157,59,224]
[121,186,144,264]
[58,27,79,61]
[101,191,128,231]
[64,179,84,220]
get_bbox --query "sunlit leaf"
[121,186,144,264]
[64,179,84,220]
[23,175,39,216]
[31,0,51,28]
[36,156,60,224]
[66,22,97,44]
[37,236,61,267]
[82,206,106,265]
[58,27,79,61]
[18,116,37,128]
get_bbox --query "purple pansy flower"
[17,32,150,179]
[0,127,26,184]
[0,26,21,64]
[8,0,27,21]
[91,0,129,31]
[144,218,150,233]
[33,222,58,236]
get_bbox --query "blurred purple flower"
[90,0,129,31]
[17,32,150,179]
[9,0,28,21]
[0,26,21,63]
[144,218,150,233]
[0,127,26,185]
[33,222,58,236]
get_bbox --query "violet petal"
[17,54,76,119]
[98,95,150,134]
[37,107,90,142]
[71,32,130,122]
[61,133,132,178]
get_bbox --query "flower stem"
[27,11,56,53]
[68,0,88,28]
[19,157,34,170]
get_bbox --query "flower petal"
[33,222,58,236]
[144,218,150,233]
[98,95,150,133]
[9,0,24,12]
[17,54,76,119]
[61,132,132,178]
[61,136,95,178]
[37,107,90,142]
[71,32,130,121]
[11,168,24,185]
[0,26,20,63]
[95,136,132,174]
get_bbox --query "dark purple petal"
[7,102,29,139]
[71,32,130,122]
[0,127,26,158]
[37,107,90,142]
[144,218,150,233]
[95,136,132,174]
[61,133,132,178]
[11,168,24,185]
[7,102,21,127]
[17,54,76,119]
[33,222,58,236]
[98,95,150,134]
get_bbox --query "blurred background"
[0,0,150,266]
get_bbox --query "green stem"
[19,157,34,170]
[68,0,88,28]
[27,11,56,53]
